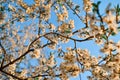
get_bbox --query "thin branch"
[85,12,89,28]
[65,2,82,21]
[75,50,82,80]
[0,33,51,69]
[24,74,60,80]
[97,53,119,65]
[1,49,34,69]
[41,42,53,48]
[51,32,93,42]
[96,7,103,24]
[0,42,7,54]
[0,32,93,70]
[74,40,77,49]
[0,41,7,67]
[0,69,23,80]
[29,32,93,50]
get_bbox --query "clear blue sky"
[58,0,120,80]
[72,0,120,80]
[19,0,120,80]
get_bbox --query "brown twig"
[1,49,34,69]
[0,69,23,80]
[0,41,7,67]
[65,2,82,21]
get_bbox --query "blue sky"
[16,0,120,80]
[57,0,120,80]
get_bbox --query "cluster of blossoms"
[58,20,74,33]
[1,0,120,80]
[59,49,80,80]
[103,10,118,34]
[100,40,120,54]
[39,4,51,20]
[56,5,68,22]
[17,0,51,20]
[83,0,93,12]
[0,12,6,24]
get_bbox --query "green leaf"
[0,4,5,11]
[92,3,97,8]
[102,35,107,40]
[92,3,98,12]
[34,77,38,80]
[59,3,62,6]
[65,30,71,33]
[75,5,80,9]
[57,0,60,2]
[0,55,2,59]
[97,1,101,5]
[115,4,120,15]
[118,27,120,31]
[65,29,71,33]
[111,32,116,36]
[92,1,101,11]
[117,4,119,11]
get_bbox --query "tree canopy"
[0,0,120,80]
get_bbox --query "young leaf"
[111,32,116,36]
[118,27,120,31]
[102,35,107,40]
[34,77,38,80]
[65,29,71,33]
[97,1,101,5]
[0,55,2,59]
[75,5,80,9]
[92,3,97,8]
